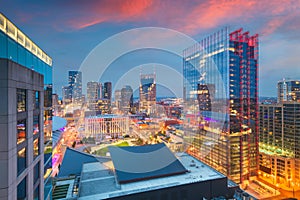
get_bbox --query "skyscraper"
[87,81,101,110]
[277,79,300,103]
[139,73,156,114]
[103,82,112,100]
[183,27,259,184]
[121,85,133,113]
[0,13,53,199]
[68,70,82,102]
[62,85,71,104]
[114,89,122,109]
[259,102,300,188]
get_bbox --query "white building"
[84,115,129,140]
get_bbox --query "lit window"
[33,115,39,135]
[17,89,26,112]
[33,138,39,159]
[17,119,26,144]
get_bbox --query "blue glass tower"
[183,27,259,184]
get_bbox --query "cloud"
[64,0,153,29]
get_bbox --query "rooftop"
[78,152,226,199]
[58,147,110,178]
[0,13,52,66]
[109,143,187,183]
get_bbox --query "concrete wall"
[0,59,44,200]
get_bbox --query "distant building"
[121,85,133,113]
[87,81,101,110]
[259,102,300,189]
[139,73,156,114]
[0,13,53,199]
[114,89,121,109]
[52,93,59,115]
[84,114,129,140]
[183,27,259,184]
[103,82,112,100]
[277,79,300,103]
[68,70,82,103]
[62,85,71,104]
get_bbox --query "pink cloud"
[51,0,300,38]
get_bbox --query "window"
[17,119,26,144]
[17,147,26,175]
[33,115,39,135]
[17,176,27,200]
[33,138,39,159]
[34,162,40,184]
[34,186,39,200]
[33,91,39,110]
[17,89,26,112]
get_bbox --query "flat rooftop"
[109,143,187,183]
[78,153,226,199]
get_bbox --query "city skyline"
[1,1,300,97]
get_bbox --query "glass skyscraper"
[183,27,259,184]
[139,73,156,114]
[0,13,52,199]
[68,70,82,102]
[278,79,300,103]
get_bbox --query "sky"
[1,0,300,97]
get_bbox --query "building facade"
[0,13,52,200]
[139,73,156,114]
[259,102,300,189]
[278,79,300,103]
[114,89,121,110]
[84,115,129,140]
[103,82,112,100]
[121,85,133,113]
[183,27,259,184]
[87,81,101,110]
[62,86,71,105]
[68,70,82,103]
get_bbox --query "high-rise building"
[121,85,133,113]
[259,102,300,188]
[114,89,122,109]
[139,73,156,114]
[68,70,82,102]
[103,82,112,100]
[87,81,101,110]
[183,27,259,184]
[277,79,300,103]
[0,13,53,199]
[62,85,71,104]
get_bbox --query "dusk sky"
[2,0,300,97]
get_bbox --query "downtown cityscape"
[0,1,300,200]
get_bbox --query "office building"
[183,27,259,184]
[121,85,133,113]
[62,86,71,104]
[139,73,156,114]
[87,81,101,110]
[114,89,121,109]
[0,13,52,199]
[68,70,82,103]
[103,82,112,100]
[277,79,300,103]
[259,102,300,189]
